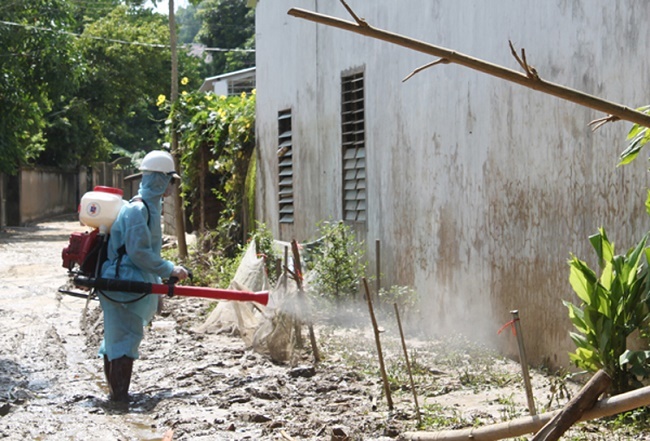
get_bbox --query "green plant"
[495,393,520,421]
[618,105,650,166]
[311,221,367,302]
[564,227,650,393]
[604,407,650,435]
[543,368,572,411]
[420,403,472,430]
[378,285,420,318]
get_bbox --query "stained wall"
[255,0,650,367]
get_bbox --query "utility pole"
[169,0,188,258]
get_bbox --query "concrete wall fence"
[0,162,136,227]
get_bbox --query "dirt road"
[0,216,406,440]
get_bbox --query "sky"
[144,0,190,15]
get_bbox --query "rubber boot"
[108,356,134,402]
[103,355,114,398]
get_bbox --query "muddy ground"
[0,216,646,440]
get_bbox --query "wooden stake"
[287,6,650,129]
[394,302,421,426]
[363,277,393,410]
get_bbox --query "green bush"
[565,228,650,394]
[310,221,367,302]
[378,285,420,317]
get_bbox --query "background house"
[253,0,650,368]
[199,67,256,96]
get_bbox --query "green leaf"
[569,347,601,371]
[564,301,588,333]
[589,229,614,268]
[568,257,598,306]
[595,284,612,318]
[569,331,591,349]
[599,261,613,291]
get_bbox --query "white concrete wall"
[255,0,650,367]
[20,168,79,224]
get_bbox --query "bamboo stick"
[363,277,393,410]
[287,7,650,128]
[394,302,421,426]
[399,382,650,441]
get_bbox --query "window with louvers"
[278,110,294,223]
[341,72,366,223]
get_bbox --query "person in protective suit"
[98,150,189,402]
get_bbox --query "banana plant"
[564,228,650,394]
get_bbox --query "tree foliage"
[195,0,255,76]
[72,6,173,155]
[310,221,367,302]
[0,0,79,174]
[176,3,202,44]
[0,0,202,174]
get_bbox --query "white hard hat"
[140,150,176,174]
[139,151,180,179]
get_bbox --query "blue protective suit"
[98,172,175,361]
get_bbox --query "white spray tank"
[79,186,125,233]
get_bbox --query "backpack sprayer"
[60,186,268,306]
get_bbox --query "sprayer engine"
[61,228,103,276]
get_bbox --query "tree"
[0,0,79,174]
[64,5,201,159]
[0,0,203,173]
[176,3,201,44]
[195,0,255,76]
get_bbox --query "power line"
[0,19,255,52]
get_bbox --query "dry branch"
[399,381,650,441]
[287,6,650,128]
[403,58,450,83]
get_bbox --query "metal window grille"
[341,72,366,222]
[278,110,294,223]
[228,76,256,96]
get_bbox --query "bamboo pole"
[287,6,650,129]
[394,303,421,426]
[363,277,393,410]
[400,382,650,441]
